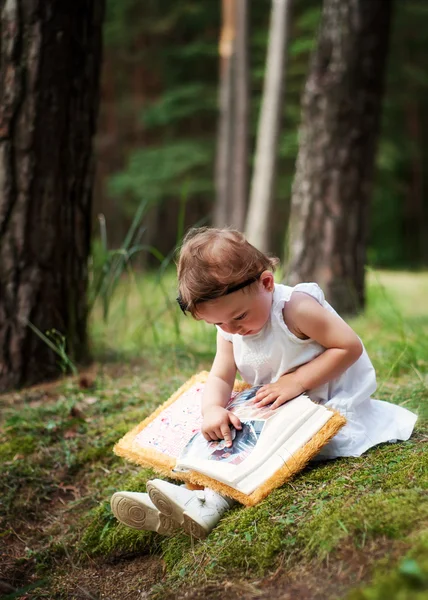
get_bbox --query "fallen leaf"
[84,396,98,405]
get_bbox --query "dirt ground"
[1,508,403,600]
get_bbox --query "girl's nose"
[221,323,239,334]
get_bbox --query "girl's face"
[195,271,274,336]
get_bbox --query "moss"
[79,500,161,557]
[298,489,428,559]
[301,436,427,494]
[347,533,428,599]
[0,435,37,461]
[78,469,157,557]
[162,503,287,581]
[0,459,50,518]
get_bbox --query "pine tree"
[287,0,393,314]
[0,0,105,390]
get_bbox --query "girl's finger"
[271,397,287,410]
[255,389,270,402]
[221,424,233,447]
[256,393,276,407]
[214,427,224,440]
[229,413,242,429]
[255,386,269,398]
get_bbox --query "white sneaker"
[146,479,234,540]
[110,491,179,536]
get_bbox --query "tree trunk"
[0,0,105,391]
[245,0,292,252]
[230,0,249,231]
[287,0,393,315]
[404,100,426,265]
[214,0,236,228]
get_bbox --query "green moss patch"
[347,532,428,599]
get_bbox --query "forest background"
[96,0,428,271]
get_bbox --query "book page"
[133,383,206,458]
[132,382,243,459]
[176,394,332,489]
[177,419,265,468]
[228,398,319,483]
[236,409,333,494]
[226,386,278,420]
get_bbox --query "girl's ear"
[260,270,274,292]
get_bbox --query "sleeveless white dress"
[217,283,417,459]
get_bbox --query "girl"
[111,227,417,540]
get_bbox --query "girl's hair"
[176,227,279,316]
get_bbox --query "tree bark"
[0,0,105,391]
[245,0,292,252]
[287,0,393,315]
[230,0,249,231]
[404,100,426,265]
[214,0,235,228]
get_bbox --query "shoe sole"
[110,492,178,535]
[146,482,209,540]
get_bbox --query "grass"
[0,269,427,599]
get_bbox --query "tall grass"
[353,271,428,381]
[88,193,212,362]
[90,267,428,384]
[88,198,191,360]
[90,268,216,360]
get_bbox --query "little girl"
[111,227,417,540]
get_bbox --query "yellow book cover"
[114,371,346,507]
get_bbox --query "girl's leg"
[110,491,179,535]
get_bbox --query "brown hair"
[176,227,279,316]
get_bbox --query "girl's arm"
[201,332,242,446]
[255,292,363,409]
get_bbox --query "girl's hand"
[201,406,242,447]
[254,373,305,410]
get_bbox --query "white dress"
[217,283,417,459]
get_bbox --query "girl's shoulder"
[274,282,327,340]
[273,282,326,310]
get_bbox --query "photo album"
[114,372,346,506]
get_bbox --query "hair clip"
[176,272,264,317]
[176,295,188,315]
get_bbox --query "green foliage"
[108,141,213,210]
[370,1,428,267]
[89,200,154,319]
[141,84,217,129]
[25,324,78,376]
[101,0,322,257]
[100,0,428,267]
[102,0,220,229]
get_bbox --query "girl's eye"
[235,312,247,321]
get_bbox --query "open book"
[114,372,346,506]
